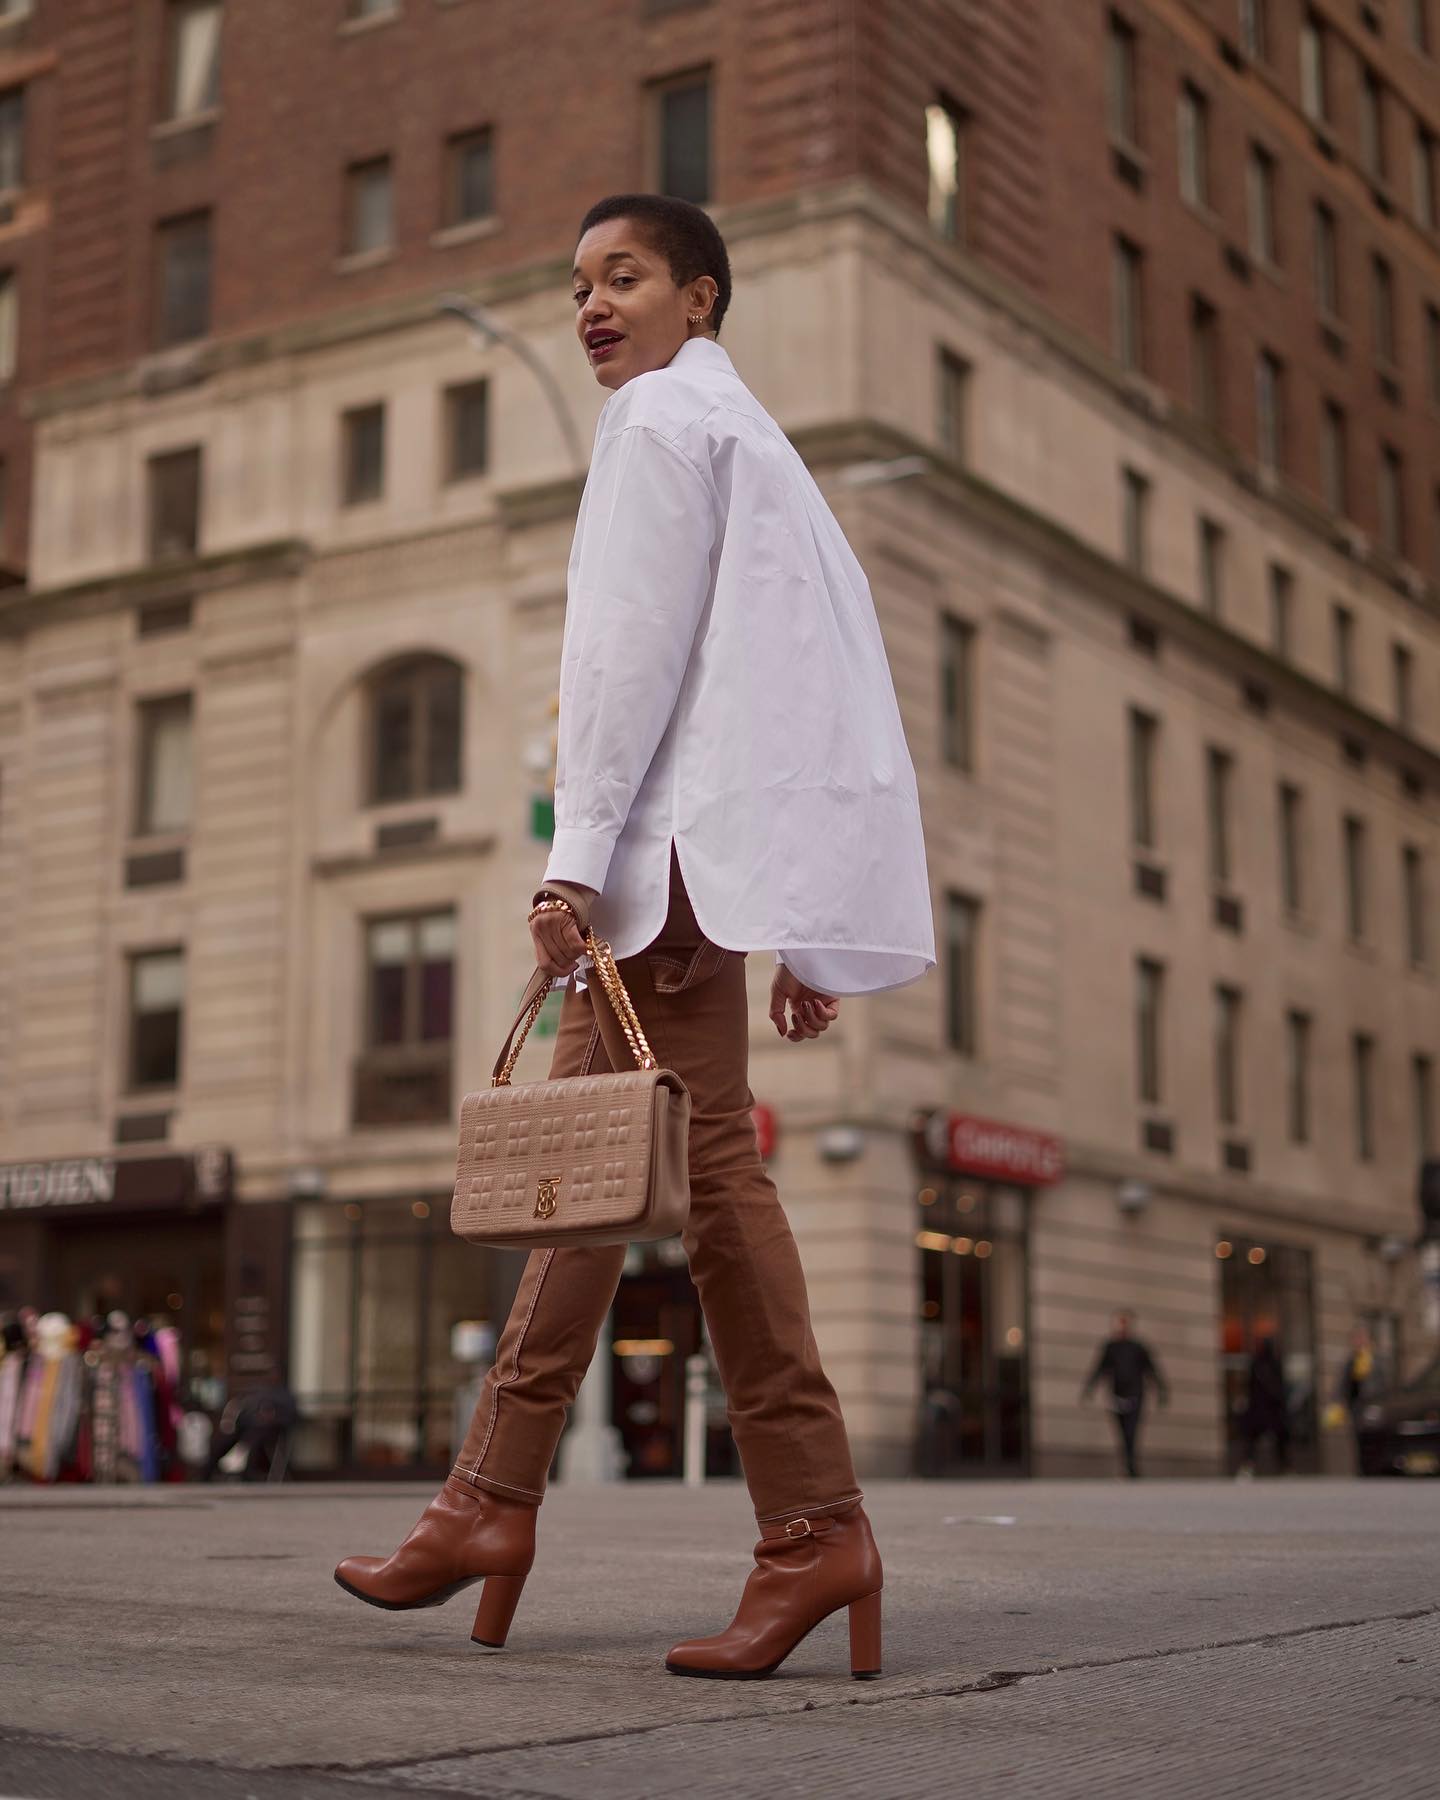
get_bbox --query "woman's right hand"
[769,966,840,1042]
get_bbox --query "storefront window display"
[915,1181,1030,1474]
[1216,1236,1319,1473]
[289,1197,507,1473]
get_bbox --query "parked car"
[1356,1357,1440,1476]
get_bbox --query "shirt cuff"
[544,827,618,895]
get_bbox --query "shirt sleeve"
[543,423,715,894]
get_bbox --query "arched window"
[367,655,463,805]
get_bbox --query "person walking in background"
[1335,1324,1382,1473]
[333,192,935,1680]
[1237,1337,1290,1477]
[1080,1311,1169,1478]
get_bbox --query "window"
[944,892,980,1056]
[369,655,463,804]
[1286,1010,1311,1144]
[1256,350,1283,471]
[0,87,23,191]
[940,613,975,772]
[1427,304,1440,405]
[1190,294,1220,423]
[1178,83,1210,207]
[1268,562,1294,656]
[0,268,16,384]
[1300,14,1328,123]
[656,71,711,207]
[444,127,494,227]
[1278,782,1305,915]
[341,402,385,506]
[1215,986,1243,1127]
[925,98,967,243]
[1321,399,1348,513]
[135,696,193,837]
[344,156,393,255]
[165,2,222,121]
[366,912,454,1050]
[1343,814,1368,941]
[1372,255,1397,364]
[147,447,202,561]
[1240,0,1269,61]
[356,912,456,1127]
[1129,708,1159,851]
[1416,127,1438,229]
[936,346,970,460]
[1313,202,1339,316]
[1247,144,1277,263]
[1352,1033,1376,1161]
[1122,466,1150,570]
[443,379,488,482]
[1199,517,1225,616]
[1393,641,1415,728]
[154,211,211,346]
[1107,13,1140,147]
[1206,747,1234,888]
[1403,845,1428,965]
[1379,444,1406,558]
[1360,69,1386,180]
[1415,1053,1436,1163]
[128,949,185,1091]
[1332,602,1355,695]
[1113,235,1144,369]
[1136,957,1165,1106]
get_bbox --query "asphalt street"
[0,1478,1436,1799]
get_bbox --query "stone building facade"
[0,0,1436,1479]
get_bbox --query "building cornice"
[792,416,1440,781]
[0,538,312,639]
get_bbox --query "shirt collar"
[667,336,734,377]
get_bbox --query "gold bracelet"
[528,897,577,925]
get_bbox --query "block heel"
[471,1571,528,1647]
[848,1588,882,1679]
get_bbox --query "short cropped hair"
[575,194,732,338]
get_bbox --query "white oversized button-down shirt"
[543,335,935,997]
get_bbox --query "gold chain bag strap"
[450,930,691,1250]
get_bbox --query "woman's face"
[572,218,715,391]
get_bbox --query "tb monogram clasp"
[534,1176,560,1219]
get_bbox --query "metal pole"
[438,293,587,475]
[683,1352,708,1487]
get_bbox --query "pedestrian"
[1080,1311,1169,1478]
[333,193,935,1681]
[1335,1324,1381,1472]
[1237,1336,1290,1477]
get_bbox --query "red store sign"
[914,1110,1064,1187]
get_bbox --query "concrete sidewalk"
[0,1479,1437,1798]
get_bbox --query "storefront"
[910,1111,1064,1477]
[286,1193,516,1474]
[1215,1232,1320,1474]
[0,1149,235,1403]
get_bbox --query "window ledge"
[430,215,503,250]
[1181,197,1223,232]
[312,831,495,879]
[1343,937,1380,963]
[1281,908,1316,937]
[151,108,220,141]
[335,245,396,275]
[338,9,400,37]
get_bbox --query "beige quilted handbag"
[450,931,691,1250]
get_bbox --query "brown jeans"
[452,849,860,1524]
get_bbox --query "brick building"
[0,0,1435,1480]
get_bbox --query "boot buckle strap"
[784,1517,812,1539]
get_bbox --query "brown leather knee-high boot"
[333,1477,537,1647]
[665,1502,883,1680]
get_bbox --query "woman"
[334,194,934,1680]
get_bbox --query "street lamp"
[437,293,587,476]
